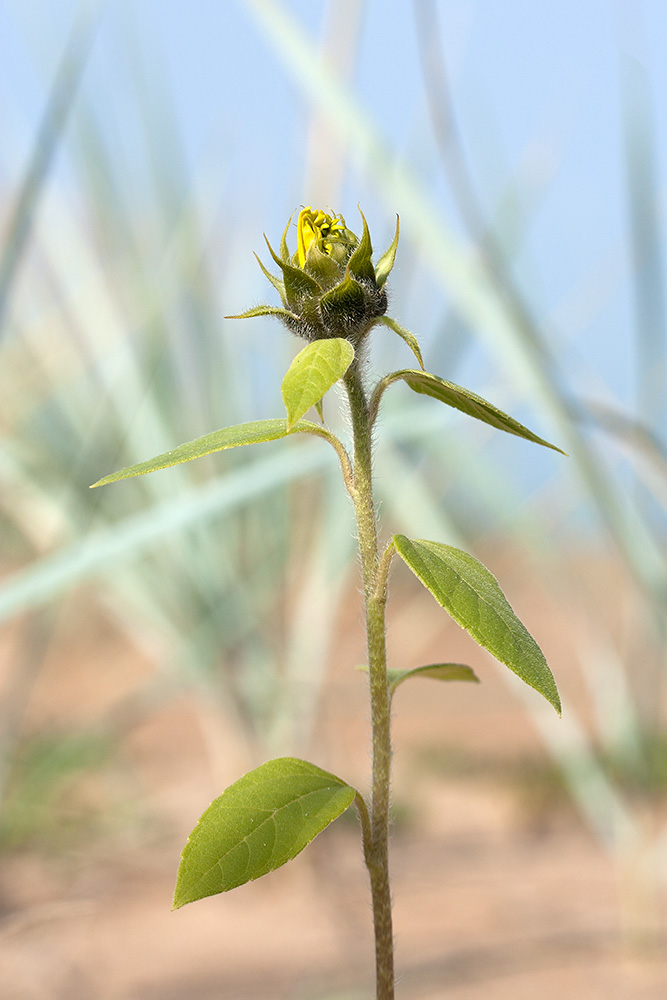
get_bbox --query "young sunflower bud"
[227,207,400,347]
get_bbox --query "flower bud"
[227,207,400,347]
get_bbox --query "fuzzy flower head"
[228,206,400,346]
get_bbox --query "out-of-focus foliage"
[0,6,665,947]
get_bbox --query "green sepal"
[172,757,357,908]
[281,339,354,428]
[91,417,324,487]
[304,241,344,290]
[253,254,286,305]
[264,236,322,308]
[320,274,367,330]
[327,226,358,265]
[280,210,296,263]
[374,216,399,289]
[378,370,565,453]
[393,535,561,714]
[347,207,376,284]
[375,316,425,369]
[225,305,299,322]
[315,398,324,422]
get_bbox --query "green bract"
[227,206,400,346]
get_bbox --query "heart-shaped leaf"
[91,418,324,487]
[282,338,354,428]
[173,757,356,908]
[393,535,561,713]
[378,370,565,453]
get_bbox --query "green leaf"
[374,215,400,289]
[282,338,354,428]
[347,207,375,284]
[375,316,425,369]
[388,663,479,693]
[172,757,356,908]
[383,370,565,453]
[91,418,323,487]
[358,662,478,694]
[393,535,561,713]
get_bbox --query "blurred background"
[1,1,666,997]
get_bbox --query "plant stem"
[344,358,395,1000]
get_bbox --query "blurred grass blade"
[620,53,667,458]
[0,405,463,629]
[0,0,102,337]
[0,442,332,624]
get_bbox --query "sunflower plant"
[92,206,562,1000]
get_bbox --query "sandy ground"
[1,551,666,999]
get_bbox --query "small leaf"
[376,316,425,369]
[91,418,322,487]
[282,339,354,428]
[172,757,356,908]
[358,662,478,694]
[347,206,376,283]
[385,370,565,453]
[393,535,561,713]
[388,663,479,693]
[374,216,399,288]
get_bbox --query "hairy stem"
[344,359,395,1000]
